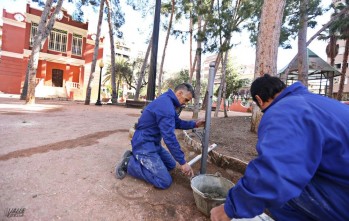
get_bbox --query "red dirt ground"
[0,96,255,220]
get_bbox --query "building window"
[72,34,82,56]
[30,23,38,46]
[52,69,63,87]
[335,63,349,69]
[48,28,67,52]
[339,46,345,55]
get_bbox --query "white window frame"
[48,28,67,52]
[72,34,82,56]
[30,23,38,46]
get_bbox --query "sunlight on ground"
[0,103,61,112]
[0,94,62,113]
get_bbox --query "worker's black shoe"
[115,150,132,179]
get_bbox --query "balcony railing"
[66,81,80,89]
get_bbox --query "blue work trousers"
[127,145,176,189]
[269,176,349,221]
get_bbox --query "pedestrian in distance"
[115,83,205,189]
[211,74,349,221]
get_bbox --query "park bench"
[125,99,150,109]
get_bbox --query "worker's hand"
[180,163,194,177]
[210,204,230,221]
[195,119,205,128]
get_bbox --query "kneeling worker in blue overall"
[211,74,349,221]
[115,83,205,189]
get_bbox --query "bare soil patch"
[210,116,258,162]
[187,116,258,163]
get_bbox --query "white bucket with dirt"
[190,174,234,216]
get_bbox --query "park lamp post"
[95,59,104,106]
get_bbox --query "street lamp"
[146,0,161,101]
[95,59,104,106]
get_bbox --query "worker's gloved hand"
[210,204,230,221]
[180,163,194,177]
[195,119,205,128]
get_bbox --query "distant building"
[202,54,221,84]
[202,54,254,84]
[102,38,146,100]
[330,40,349,100]
[327,0,349,100]
[0,3,104,101]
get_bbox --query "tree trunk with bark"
[254,0,285,77]
[251,0,286,133]
[214,50,228,117]
[85,0,105,105]
[337,38,349,101]
[326,36,338,97]
[189,0,215,85]
[22,0,63,104]
[105,0,118,104]
[282,6,349,82]
[21,0,55,101]
[201,53,222,110]
[158,0,175,97]
[297,0,308,86]
[192,15,202,119]
[189,8,194,84]
[134,35,152,101]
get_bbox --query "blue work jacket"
[131,89,196,165]
[224,82,349,220]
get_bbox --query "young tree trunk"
[105,0,118,104]
[192,15,202,119]
[134,35,152,101]
[190,0,214,85]
[337,38,349,101]
[158,0,175,97]
[189,9,194,84]
[251,0,286,133]
[297,0,308,86]
[201,53,222,110]
[85,0,105,105]
[21,0,55,101]
[214,50,229,117]
[223,88,228,117]
[23,0,63,104]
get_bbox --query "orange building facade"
[0,4,103,101]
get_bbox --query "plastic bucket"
[190,174,234,217]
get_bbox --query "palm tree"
[330,0,349,100]
[103,58,132,103]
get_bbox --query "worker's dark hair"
[250,74,286,104]
[175,83,195,99]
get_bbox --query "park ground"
[0,94,260,221]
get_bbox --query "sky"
[0,0,333,73]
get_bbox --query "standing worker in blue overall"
[115,83,205,189]
[211,74,349,221]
